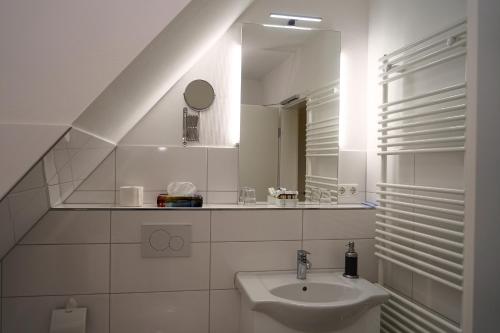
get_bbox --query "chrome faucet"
[296,250,312,280]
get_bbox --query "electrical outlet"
[338,185,346,195]
[338,184,358,197]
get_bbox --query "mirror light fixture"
[269,13,322,22]
[262,24,313,31]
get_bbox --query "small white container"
[119,186,144,207]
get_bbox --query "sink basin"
[236,271,388,333]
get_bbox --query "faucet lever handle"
[297,249,310,259]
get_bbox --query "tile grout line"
[208,210,212,333]
[108,209,112,333]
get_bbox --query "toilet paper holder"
[50,297,87,333]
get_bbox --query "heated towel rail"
[305,80,340,203]
[377,19,467,333]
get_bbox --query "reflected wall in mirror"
[239,23,341,203]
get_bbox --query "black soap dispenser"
[343,241,359,279]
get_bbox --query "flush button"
[169,236,185,251]
[141,224,191,258]
[149,229,170,251]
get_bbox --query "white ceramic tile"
[65,128,93,150]
[58,181,76,202]
[414,152,464,189]
[206,191,238,204]
[43,151,57,183]
[70,146,114,182]
[10,161,46,194]
[302,239,377,282]
[211,241,300,289]
[2,294,109,333]
[338,190,366,204]
[116,146,207,191]
[412,274,462,323]
[0,199,15,258]
[110,291,209,333]
[2,244,109,296]
[48,184,62,206]
[365,149,380,194]
[7,187,50,241]
[111,211,210,243]
[303,209,375,240]
[21,210,110,244]
[207,148,238,191]
[64,190,116,204]
[110,243,209,293]
[338,150,367,191]
[386,155,414,185]
[210,289,241,333]
[47,149,73,185]
[77,150,116,190]
[211,210,301,241]
[380,261,412,297]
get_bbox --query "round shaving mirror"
[183,79,215,111]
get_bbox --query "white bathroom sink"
[236,271,389,332]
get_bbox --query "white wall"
[120,26,242,147]
[463,0,500,331]
[241,79,264,105]
[261,31,341,105]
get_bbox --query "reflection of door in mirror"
[280,101,307,201]
[239,105,279,201]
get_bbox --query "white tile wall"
[10,162,46,194]
[2,244,109,296]
[412,274,462,323]
[206,191,238,204]
[2,294,109,333]
[76,151,115,191]
[7,187,49,241]
[110,291,209,333]
[303,210,375,240]
[211,210,302,241]
[302,239,377,282]
[116,146,208,192]
[210,289,241,333]
[111,211,210,243]
[207,148,238,191]
[338,150,367,204]
[110,243,209,293]
[0,199,15,259]
[20,210,110,244]
[1,207,375,332]
[211,241,300,289]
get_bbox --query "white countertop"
[53,202,374,210]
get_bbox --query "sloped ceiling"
[74,0,255,143]
[0,0,190,198]
[0,0,190,124]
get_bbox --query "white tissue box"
[119,186,144,206]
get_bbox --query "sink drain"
[302,286,308,291]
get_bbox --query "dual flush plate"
[141,224,191,258]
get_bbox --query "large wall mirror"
[239,23,341,203]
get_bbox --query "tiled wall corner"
[0,207,375,333]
